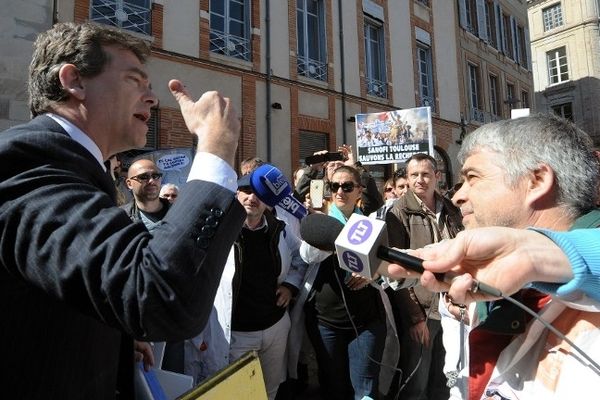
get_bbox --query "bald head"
[126,159,162,204]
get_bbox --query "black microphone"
[300,213,502,297]
[299,213,342,252]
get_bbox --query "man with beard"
[122,159,169,232]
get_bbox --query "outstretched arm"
[383,227,598,305]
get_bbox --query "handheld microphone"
[249,164,308,219]
[300,213,502,297]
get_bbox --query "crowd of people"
[1,21,599,400]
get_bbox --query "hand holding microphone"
[300,214,503,302]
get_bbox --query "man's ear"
[525,163,556,208]
[58,64,85,101]
[125,178,134,191]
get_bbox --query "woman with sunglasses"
[381,177,398,201]
[302,165,386,400]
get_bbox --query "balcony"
[297,57,328,81]
[210,30,251,61]
[420,95,435,111]
[366,77,387,98]
[91,0,151,36]
[470,108,504,124]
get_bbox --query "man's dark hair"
[405,153,438,171]
[28,22,151,117]
[393,167,407,180]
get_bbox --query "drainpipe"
[338,0,347,144]
[265,0,272,162]
[52,0,58,23]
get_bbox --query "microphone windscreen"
[250,164,308,219]
[300,214,344,252]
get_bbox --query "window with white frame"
[364,18,387,98]
[485,1,497,49]
[506,83,515,110]
[502,13,514,58]
[489,74,499,116]
[468,63,483,122]
[521,91,529,109]
[552,103,573,121]
[297,0,327,81]
[91,0,152,35]
[547,46,569,84]
[543,3,563,31]
[209,0,251,61]
[417,43,434,110]
[517,25,528,66]
[464,0,478,35]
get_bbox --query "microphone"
[300,213,502,297]
[299,213,342,252]
[249,164,308,219]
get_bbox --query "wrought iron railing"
[420,95,435,111]
[470,108,486,123]
[366,77,387,98]
[297,57,328,81]
[470,108,504,124]
[91,0,151,36]
[209,29,251,61]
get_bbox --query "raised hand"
[169,79,240,167]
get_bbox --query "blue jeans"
[308,319,386,400]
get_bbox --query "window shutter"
[476,0,487,41]
[524,26,532,70]
[299,131,329,163]
[458,0,468,29]
[510,16,518,62]
[501,13,508,54]
[495,2,503,52]
[145,108,159,149]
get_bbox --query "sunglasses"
[329,181,359,193]
[130,172,163,182]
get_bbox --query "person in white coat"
[184,174,308,400]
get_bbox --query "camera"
[304,152,344,165]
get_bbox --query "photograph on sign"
[354,107,433,165]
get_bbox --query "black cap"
[237,174,252,188]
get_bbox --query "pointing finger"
[168,79,192,106]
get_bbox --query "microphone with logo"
[248,164,308,219]
[300,213,502,297]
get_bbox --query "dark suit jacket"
[0,116,245,399]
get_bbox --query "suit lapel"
[36,115,118,204]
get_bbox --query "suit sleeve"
[1,161,245,341]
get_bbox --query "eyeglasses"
[130,172,163,182]
[162,194,177,199]
[329,181,359,193]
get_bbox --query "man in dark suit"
[0,22,246,399]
